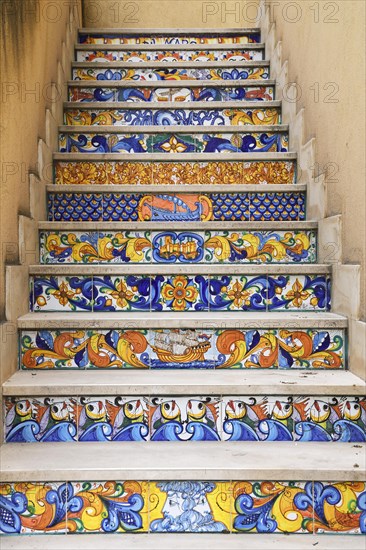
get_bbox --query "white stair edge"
[47,183,303,193]
[78,27,261,34]
[59,124,287,133]
[64,100,281,109]
[17,310,348,329]
[38,220,318,230]
[72,60,270,68]
[53,151,296,160]
[68,78,275,87]
[2,534,365,550]
[29,263,330,275]
[75,43,266,51]
[4,370,363,397]
[1,442,364,481]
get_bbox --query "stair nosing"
[72,60,270,69]
[78,27,261,34]
[64,100,282,109]
[53,152,297,161]
[58,124,288,133]
[68,78,275,87]
[75,43,266,51]
[47,183,304,193]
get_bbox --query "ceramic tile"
[40,231,100,264]
[232,481,310,533]
[152,161,200,185]
[51,193,103,222]
[211,193,250,221]
[97,231,152,263]
[76,49,264,63]
[148,328,218,369]
[154,274,207,311]
[249,192,305,221]
[149,481,232,532]
[148,194,211,222]
[225,107,280,125]
[77,396,149,442]
[151,231,205,263]
[204,229,316,264]
[199,161,243,184]
[20,329,151,369]
[266,275,329,311]
[59,132,149,154]
[310,481,365,534]
[4,397,77,442]
[209,275,267,311]
[152,133,196,154]
[32,275,94,312]
[69,481,149,532]
[79,33,261,45]
[149,397,221,441]
[0,482,68,534]
[243,161,296,184]
[277,329,346,369]
[102,193,144,221]
[293,396,366,442]
[92,275,151,312]
[214,329,279,369]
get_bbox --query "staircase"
[1,27,365,548]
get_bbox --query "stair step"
[2,534,366,550]
[78,28,262,45]
[71,61,270,81]
[58,125,288,154]
[64,100,282,127]
[39,221,317,265]
[1,441,364,480]
[75,43,265,64]
[68,79,275,102]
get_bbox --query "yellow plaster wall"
[0,1,82,318]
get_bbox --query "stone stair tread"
[29,264,330,275]
[39,220,318,230]
[17,310,348,328]
[68,78,275,87]
[4,369,363,397]
[1,441,364,481]
[59,124,287,133]
[2,533,365,550]
[54,152,295,160]
[64,100,281,109]
[47,183,303,193]
[72,60,270,68]
[75,42,266,51]
[79,27,261,34]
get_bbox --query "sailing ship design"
[151,330,212,364]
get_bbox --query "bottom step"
[2,534,366,550]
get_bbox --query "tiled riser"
[29,274,330,312]
[48,192,305,222]
[76,49,265,62]
[79,34,262,45]
[59,130,288,154]
[55,160,296,185]
[20,327,345,370]
[39,229,317,265]
[72,66,270,81]
[69,84,274,102]
[4,480,363,534]
[64,106,281,126]
[5,395,365,443]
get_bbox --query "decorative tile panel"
[68,84,274,103]
[64,107,281,127]
[76,49,265,63]
[20,328,346,370]
[78,33,262,45]
[149,397,221,441]
[4,397,77,442]
[30,273,329,313]
[1,481,364,534]
[72,66,270,81]
[48,192,304,222]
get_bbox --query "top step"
[78,28,261,45]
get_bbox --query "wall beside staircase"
[266,0,366,321]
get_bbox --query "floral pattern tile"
[209,275,267,311]
[32,275,94,312]
[266,275,330,311]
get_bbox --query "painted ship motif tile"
[68,84,274,103]
[4,397,77,443]
[76,49,265,63]
[77,396,149,442]
[78,33,262,45]
[148,397,221,441]
[64,107,281,127]
[149,481,232,533]
[20,328,346,370]
[54,159,296,186]
[72,66,270,81]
